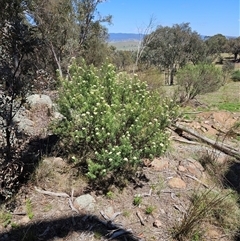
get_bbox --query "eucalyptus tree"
[226,37,240,61]
[0,0,40,161]
[205,34,228,61]
[141,23,206,85]
[31,0,111,76]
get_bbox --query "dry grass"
[109,40,139,51]
[198,149,231,187]
[173,188,240,240]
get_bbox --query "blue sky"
[98,0,240,36]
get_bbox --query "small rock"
[150,158,169,171]
[27,94,53,110]
[103,206,115,219]
[159,208,165,214]
[178,165,186,172]
[74,194,96,212]
[42,157,66,168]
[168,177,186,189]
[187,158,204,172]
[19,216,31,224]
[153,219,162,228]
[52,111,65,120]
[187,163,202,178]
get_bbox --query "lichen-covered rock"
[26,94,53,110]
[74,194,96,212]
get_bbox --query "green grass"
[197,81,240,111]
[218,102,240,112]
[106,191,115,199]
[26,199,34,219]
[133,195,142,206]
[145,205,155,215]
[0,211,12,227]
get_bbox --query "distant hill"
[108,33,143,42]
[108,33,236,43]
[108,33,237,51]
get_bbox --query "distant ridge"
[108,33,143,42]
[109,33,236,42]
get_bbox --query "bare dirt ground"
[0,110,240,241]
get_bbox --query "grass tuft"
[172,188,240,240]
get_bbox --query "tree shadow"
[0,134,59,202]
[0,213,140,241]
[223,162,240,194]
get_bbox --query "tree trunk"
[169,68,175,85]
[234,53,238,61]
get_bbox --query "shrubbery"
[231,69,240,82]
[53,59,177,185]
[176,63,224,103]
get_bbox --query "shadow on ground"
[223,162,240,194]
[0,214,140,241]
[0,135,141,241]
[0,134,59,202]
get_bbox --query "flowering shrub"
[53,59,177,184]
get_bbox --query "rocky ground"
[0,109,240,241]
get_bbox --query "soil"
[0,110,240,241]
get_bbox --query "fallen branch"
[173,204,186,214]
[34,186,70,198]
[136,211,145,226]
[68,198,79,213]
[171,136,199,145]
[110,212,122,221]
[12,212,26,215]
[162,190,176,200]
[172,124,240,161]
[136,188,152,197]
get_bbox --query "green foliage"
[218,102,240,112]
[106,191,114,199]
[0,2,39,161]
[122,210,130,217]
[191,231,202,241]
[133,195,142,206]
[145,205,155,214]
[231,69,240,82]
[0,211,12,227]
[225,37,240,60]
[53,59,177,185]
[205,34,227,56]
[176,63,224,103]
[142,23,207,85]
[26,199,34,220]
[222,60,234,83]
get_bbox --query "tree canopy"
[206,34,227,55]
[141,23,207,85]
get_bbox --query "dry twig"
[34,186,70,197]
[136,211,145,226]
[184,174,209,188]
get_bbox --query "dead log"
[172,123,240,161]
